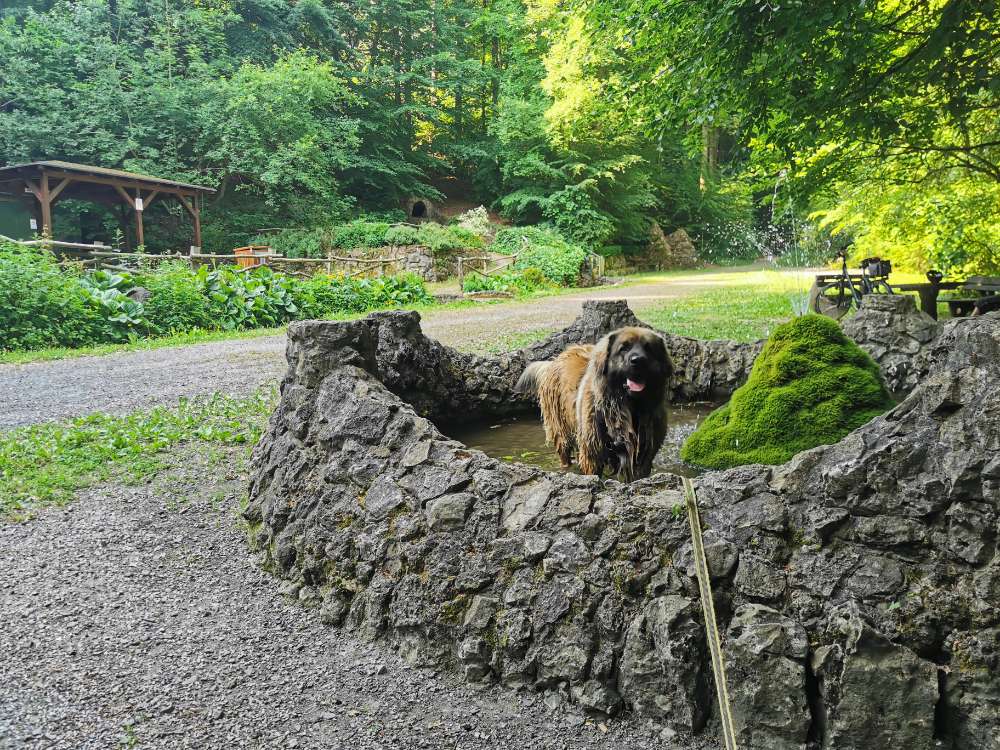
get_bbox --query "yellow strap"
[683,476,738,750]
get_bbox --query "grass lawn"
[641,269,932,342]
[0,390,277,522]
[640,270,813,341]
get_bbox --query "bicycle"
[809,250,894,319]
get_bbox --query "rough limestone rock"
[842,294,940,393]
[634,223,699,271]
[246,304,1000,748]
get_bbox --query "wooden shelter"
[0,160,215,251]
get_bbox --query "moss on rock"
[681,314,895,469]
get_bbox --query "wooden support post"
[135,195,145,249]
[39,172,52,238]
[192,195,202,251]
[177,193,201,253]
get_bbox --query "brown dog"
[516,327,672,481]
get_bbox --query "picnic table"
[896,275,1000,320]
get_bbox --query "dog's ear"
[601,331,617,375]
[654,333,673,375]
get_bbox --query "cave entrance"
[411,201,427,218]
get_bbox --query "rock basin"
[245,300,1000,749]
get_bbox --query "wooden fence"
[0,234,407,278]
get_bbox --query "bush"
[462,267,551,294]
[0,243,105,349]
[252,229,329,259]
[197,265,300,330]
[299,271,432,315]
[331,220,391,249]
[383,225,421,246]
[139,262,215,334]
[681,315,894,469]
[493,226,587,285]
[455,206,492,236]
[416,223,484,253]
[0,245,435,352]
[77,270,146,340]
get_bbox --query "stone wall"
[322,245,458,282]
[245,303,999,749]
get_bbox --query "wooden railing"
[1,234,409,277]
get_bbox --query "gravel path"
[0,450,706,750]
[0,271,767,429]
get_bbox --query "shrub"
[455,206,492,237]
[681,314,895,469]
[299,272,432,315]
[197,265,300,330]
[77,271,146,340]
[0,243,106,349]
[253,228,328,259]
[462,267,551,294]
[494,226,587,285]
[331,220,391,249]
[417,223,483,253]
[383,225,421,246]
[138,262,214,334]
[0,245,434,352]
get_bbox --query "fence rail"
[1,234,411,278]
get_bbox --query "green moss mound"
[681,314,895,469]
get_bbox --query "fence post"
[458,257,464,289]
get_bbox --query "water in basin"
[447,402,717,478]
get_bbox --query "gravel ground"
[0,449,709,750]
[0,272,755,429]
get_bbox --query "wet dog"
[516,327,672,481]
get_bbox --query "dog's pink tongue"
[626,378,645,393]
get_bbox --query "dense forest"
[1,0,997,273]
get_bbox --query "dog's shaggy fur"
[516,327,673,481]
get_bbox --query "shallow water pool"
[446,402,717,478]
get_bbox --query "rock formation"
[842,294,940,394]
[245,302,999,749]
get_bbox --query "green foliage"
[0,246,433,353]
[331,220,393,249]
[417,223,484,253]
[0,243,105,350]
[197,266,300,331]
[681,315,895,469]
[493,226,587,285]
[254,229,329,260]
[462,267,550,294]
[383,225,421,246]
[582,0,1000,273]
[818,169,1000,277]
[0,390,276,520]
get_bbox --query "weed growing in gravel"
[0,390,276,521]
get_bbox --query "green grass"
[465,328,557,355]
[641,272,814,342]
[0,389,277,522]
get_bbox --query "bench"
[896,275,1000,320]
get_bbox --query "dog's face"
[600,327,672,400]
